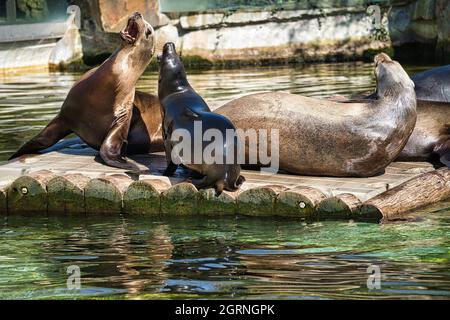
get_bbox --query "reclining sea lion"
[158,42,245,193]
[412,65,450,102]
[338,65,450,166]
[216,53,417,177]
[9,12,163,170]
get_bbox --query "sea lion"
[412,65,450,102]
[9,12,163,170]
[216,53,417,177]
[158,42,245,193]
[334,66,450,166]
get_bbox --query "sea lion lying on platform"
[158,42,245,193]
[9,12,163,170]
[412,65,450,102]
[216,53,417,177]
[339,66,450,166]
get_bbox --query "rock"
[154,24,180,53]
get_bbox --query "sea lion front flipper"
[100,102,139,171]
[163,161,178,176]
[9,115,72,160]
[182,107,200,119]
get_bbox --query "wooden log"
[0,187,6,215]
[359,167,450,221]
[7,170,56,214]
[47,174,90,214]
[123,179,170,215]
[237,185,287,216]
[276,186,326,218]
[84,175,132,214]
[197,189,236,216]
[317,193,362,219]
[160,182,198,216]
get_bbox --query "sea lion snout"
[374,52,392,66]
[163,42,176,56]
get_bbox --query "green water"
[0,212,449,300]
[0,62,449,299]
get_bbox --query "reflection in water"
[0,62,435,161]
[0,211,449,299]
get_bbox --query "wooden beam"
[360,167,450,221]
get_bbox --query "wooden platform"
[0,139,446,221]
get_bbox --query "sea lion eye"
[145,28,152,39]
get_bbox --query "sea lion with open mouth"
[158,42,245,193]
[9,12,163,170]
[216,53,417,177]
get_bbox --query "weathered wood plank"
[317,193,363,220]
[276,186,326,218]
[84,175,133,214]
[197,189,236,216]
[47,174,90,214]
[160,183,198,215]
[360,168,450,221]
[237,185,287,216]
[123,179,171,215]
[7,170,56,214]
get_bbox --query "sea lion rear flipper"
[9,115,72,160]
[100,102,139,171]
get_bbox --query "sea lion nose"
[132,12,142,19]
[163,42,176,54]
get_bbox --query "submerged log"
[197,189,236,216]
[237,185,287,216]
[123,179,170,215]
[47,174,90,214]
[84,175,132,214]
[160,183,198,215]
[276,186,326,218]
[317,193,362,219]
[360,167,450,221]
[7,170,56,214]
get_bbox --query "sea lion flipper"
[182,107,200,119]
[163,161,178,176]
[99,104,139,171]
[9,115,71,160]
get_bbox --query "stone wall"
[71,0,450,66]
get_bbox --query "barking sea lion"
[9,12,162,170]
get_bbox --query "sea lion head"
[374,53,415,99]
[120,12,155,58]
[157,42,189,99]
